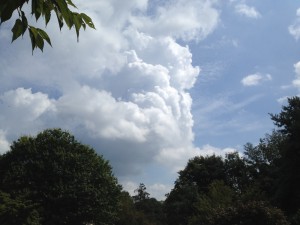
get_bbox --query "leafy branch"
[0,0,95,53]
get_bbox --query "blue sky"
[1,0,300,200]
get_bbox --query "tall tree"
[164,155,225,225]
[270,97,300,215]
[243,131,286,202]
[133,183,150,203]
[0,129,121,225]
[0,0,95,52]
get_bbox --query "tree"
[210,201,290,225]
[133,183,150,203]
[0,128,121,225]
[176,155,226,193]
[224,152,250,194]
[0,0,95,52]
[116,191,138,225]
[243,131,287,202]
[189,180,234,225]
[270,97,300,216]
[164,155,226,225]
[0,190,41,225]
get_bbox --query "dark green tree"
[116,191,139,225]
[0,128,121,225]
[270,97,300,216]
[224,152,250,194]
[176,155,226,193]
[133,183,150,203]
[131,183,166,225]
[0,0,95,52]
[0,190,41,225]
[188,180,234,225]
[209,201,289,225]
[164,155,225,225]
[243,131,287,202]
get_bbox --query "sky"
[0,0,300,200]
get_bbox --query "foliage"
[224,152,250,193]
[164,96,300,225]
[176,155,226,193]
[133,183,150,203]
[117,185,165,225]
[210,201,290,225]
[116,191,139,225]
[270,97,300,215]
[0,129,121,225]
[0,0,95,52]
[164,155,226,225]
[0,191,41,225]
[188,180,234,225]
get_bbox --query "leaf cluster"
[0,0,95,52]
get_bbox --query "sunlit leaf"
[80,13,95,29]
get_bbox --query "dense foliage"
[0,0,95,52]
[0,129,121,225]
[164,96,300,225]
[116,183,165,225]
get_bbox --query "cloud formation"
[289,8,300,40]
[293,61,300,89]
[235,4,261,19]
[241,73,272,86]
[0,0,220,198]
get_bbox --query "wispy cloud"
[289,8,300,40]
[235,4,261,19]
[293,61,300,90]
[241,73,272,86]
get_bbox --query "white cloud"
[235,4,261,19]
[131,0,219,41]
[0,130,10,154]
[293,61,300,89]
[241,73,272,86]
[0,0,222,199]
[289,8,300,40]
[0,88,56,135]
[289,24,300,41]
[277,96,290,104]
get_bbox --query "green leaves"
[28,26,52,53]
[1,0,95,52]
[11,11,28,42]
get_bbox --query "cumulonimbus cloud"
[0,0,220,199]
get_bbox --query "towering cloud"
[0,0,220,197]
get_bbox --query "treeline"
[118,96,300,225]
[0,97,299,225]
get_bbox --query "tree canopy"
[0,129,121,225]
[163,97,300,225]
[0,0,95,52]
